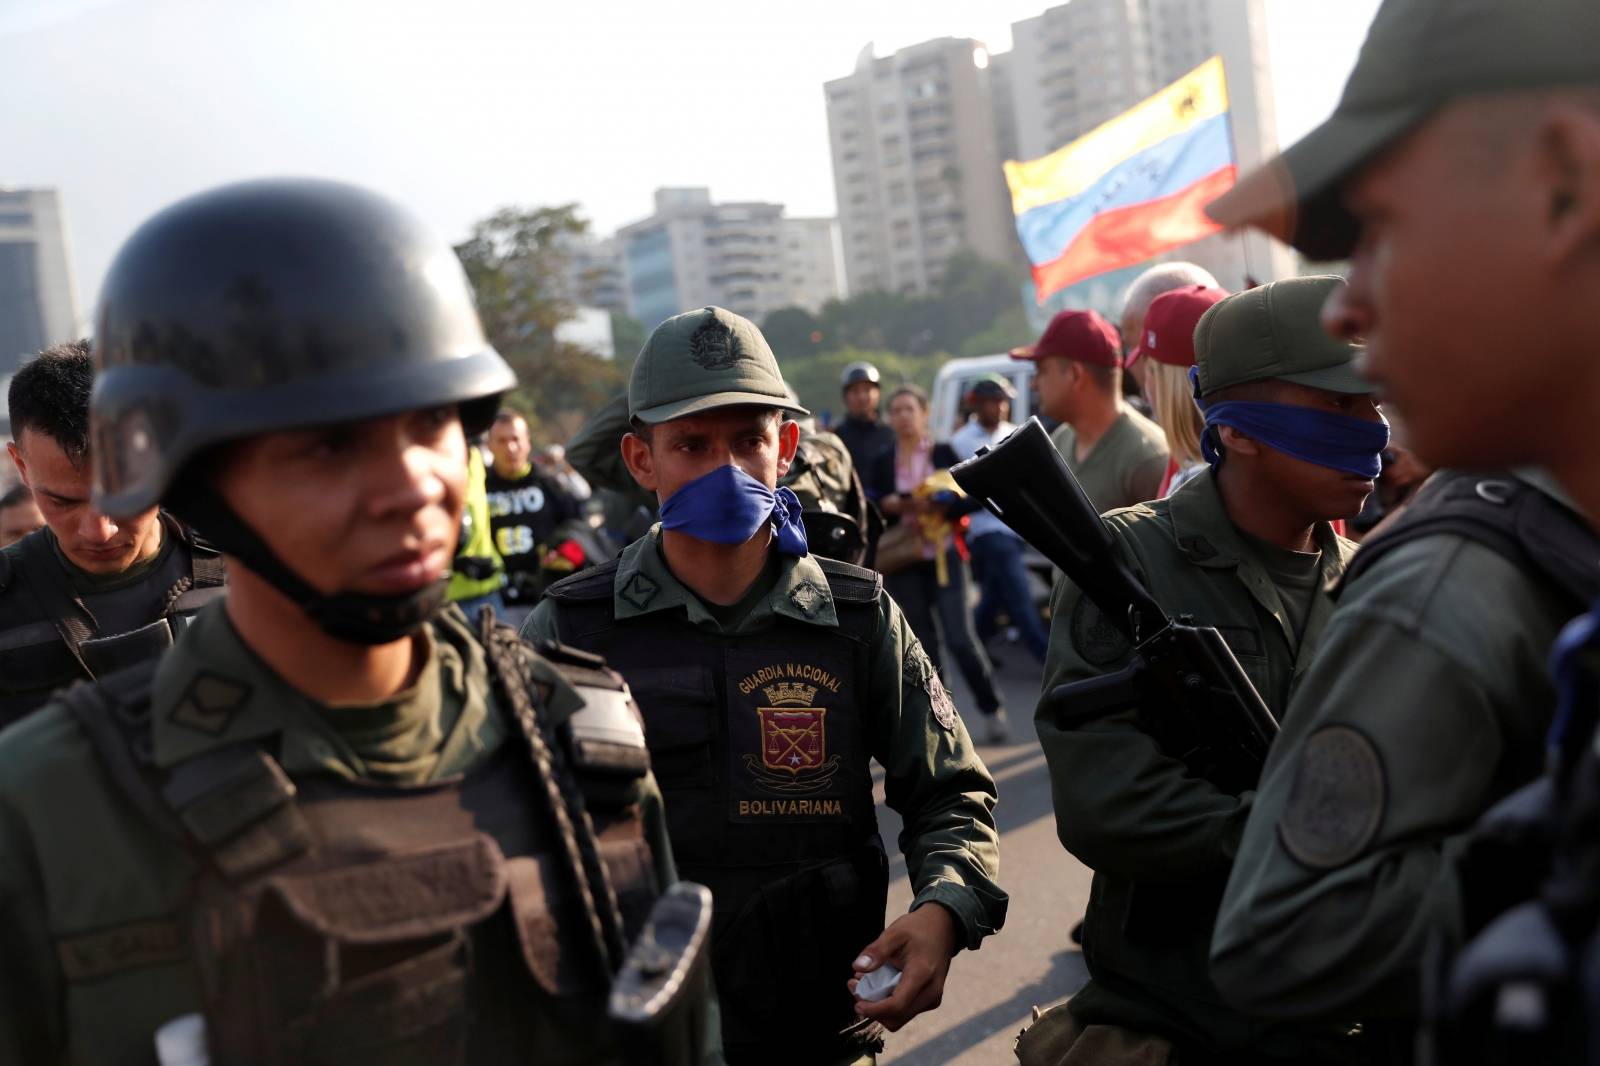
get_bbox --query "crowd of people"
[0,0,1597,1063]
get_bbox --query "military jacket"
[0,514,225,729]
[525,532,1007,1060]
[1037,469,1357,1062]
[0,603,711,1066]
[1212,472,1582,1035]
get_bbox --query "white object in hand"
[854,963,903,1003]
[154,1013,210,1066]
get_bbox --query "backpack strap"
[1338,471,1600,608]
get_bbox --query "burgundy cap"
[1126,285,1230,369]
[1010,309,1121,368]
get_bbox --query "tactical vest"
[59,615,657,1066]
[546,555,890,1064]
[1338,470,1600,607]
[0,515,227,728]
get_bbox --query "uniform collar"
[612,529,840,630]
[149,603,510,777]
[1165,468,1353,655]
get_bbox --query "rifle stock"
[951,418,1277,793]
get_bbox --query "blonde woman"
[1125,284,1229,496]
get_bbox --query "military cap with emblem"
[1207,0,1600,259]
[1193,275,1370,396]
[629,306,808,424]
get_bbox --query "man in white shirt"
[949,376,1048,668]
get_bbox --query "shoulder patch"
[544,558,621,603]
[1278,725,1387,870]
[815,556,882,603]
[1071,595,1132,666]
[903,639,959,731]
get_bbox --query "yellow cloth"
[911,469,966,586]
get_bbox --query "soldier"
[523,306,1006,1065]
[0,482,43,547]
[1019,276,1387,1065]
[0,340,226,728]
[834,361,896,472]
[1010,309,1169,514]
[1203,0,1600,1059]
[0,179,718,1065]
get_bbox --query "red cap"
[1010,309,1121,368]
[1126,285,1229,368]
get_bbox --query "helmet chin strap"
[174,491,447,646]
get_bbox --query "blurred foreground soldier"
[835,360,895,471]
[1018,276,1386,1066]
[526,306,1006,1065]
[0,341,226,728]
[1010,309,1168,512]
[485,408,581,606]
[544,442,593,501]
[0,179,718,1065]
[1206,0,1600,1061]
[0,482,44,546]
[1117,261,1219,396]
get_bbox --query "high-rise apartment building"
[780,218,845,312]
[1002,0,1294,294]
[824,38,1016,297]
[618,188,841,330]
[0,187,78,380]
[564,236,628,316]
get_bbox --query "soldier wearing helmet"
[0,179,718,1065]
[834,360,895,472]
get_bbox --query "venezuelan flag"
[1005,56,1236,302]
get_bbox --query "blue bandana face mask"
[659,464,810,556]
[1190,367,1391,479]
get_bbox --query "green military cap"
[1207,0,1600,260]
[1194,276,1370,396]
[629,306,808,424]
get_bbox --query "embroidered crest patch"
[619,571,660,611]
[169,671,250,735]
[1071,595,1132,666]
[1278,725,1387,869]
[789,579,824,617]
[904,640,959,730]
[688,310,743,371]
[742,680,842,795]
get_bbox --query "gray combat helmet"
[90,178,518,644]
[93,177,515,517]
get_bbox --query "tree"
[760,306,822,358]
[454,205,625,431]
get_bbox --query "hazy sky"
[0,0,1380,315]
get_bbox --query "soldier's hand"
[847,902,959,1031]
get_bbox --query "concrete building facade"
[617,188,841,329]
[825,38,1015,297]
[0,187,78,378]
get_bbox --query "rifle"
[950,417,1276,794]
[608,881,716,1065]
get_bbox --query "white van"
[928,354,1036,444]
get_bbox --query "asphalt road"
[874,639,1094,1066]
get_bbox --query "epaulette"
[543,558,621,603]
[814,556,882,603]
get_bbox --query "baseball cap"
[1127,285,1230,369]
[967,373,1017,401]
[1194,276,1370,396]
[1207,0,1600,260]
[629,306,808,424]
[1010,309,1121,367]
